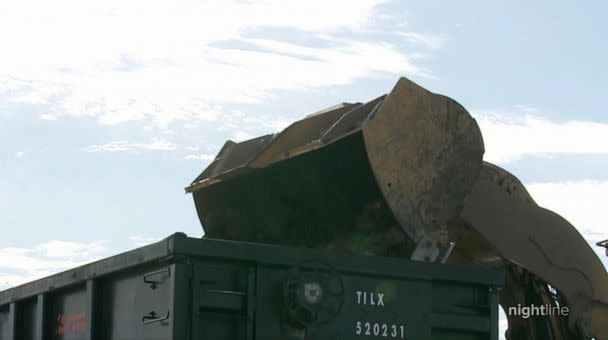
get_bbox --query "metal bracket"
[410,236,440,262]
[143,268,171,289]
[411,238,456,263]
[142,310,170,324]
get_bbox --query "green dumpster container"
[0,233,502,340]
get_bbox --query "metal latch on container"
[143,268,171,289]
[142,310,170,324]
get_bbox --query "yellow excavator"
[186,77,608,339]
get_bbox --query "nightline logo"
[508,304,569,319]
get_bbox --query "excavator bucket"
[186,77,484,257]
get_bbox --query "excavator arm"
[454,163,608,339]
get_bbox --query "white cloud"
[185,153,215,161]
[0,273,37,291]
[0,240,109,290]
[0,0,436,129]
[233,130,253,142]
[83,138,178,152]
[15,151,25,158]
[35,240,106,258]
[128,235,162,247]
[83,140,131,152]
[0,237,178,290]
[215,110,290,141]
[397,32,445,49]
[39,113,57,121]
[473,108,608,164]
[526,180,608,241]
[140,139,179,151]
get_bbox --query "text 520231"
[355,321,406,338]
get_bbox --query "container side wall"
[192,261,252,340]
[98,266,172,340]
[0,304,13,340]
[44,284,88,340]
[17,297,37,340]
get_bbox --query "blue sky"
[1,2,607,335]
